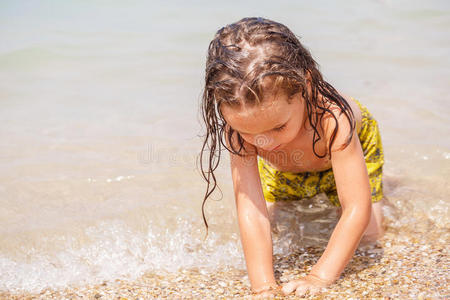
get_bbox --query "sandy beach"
[1,1,449,299]
[3,213,447,299]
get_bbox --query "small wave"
[0,217,244,293]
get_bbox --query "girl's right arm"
[228,139,277,293]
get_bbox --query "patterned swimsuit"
[257,98,384,207]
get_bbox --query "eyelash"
[274,124,286,132]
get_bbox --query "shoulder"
[321,95,357,153]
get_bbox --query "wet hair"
[199,17,355,234]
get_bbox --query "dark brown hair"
[199,17,355,234]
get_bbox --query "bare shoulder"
[342,94,362,130]
[321,93,361,153]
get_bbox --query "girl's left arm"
[309,123,372,282]
[282,114,372,296]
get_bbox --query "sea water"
[0,0,448,293]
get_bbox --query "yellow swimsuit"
[257,98,384,207]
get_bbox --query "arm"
[282,113,372,296]
[309,125,371,281]
[228,140,277,292]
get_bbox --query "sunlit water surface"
[0,0,448,293]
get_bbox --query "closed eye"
[273,124,286,132]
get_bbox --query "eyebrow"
[237,121,287,135]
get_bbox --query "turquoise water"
[0,0,448,293]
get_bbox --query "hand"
[281,274,333,297]
[249,289,276,299]
[247,284,281,299]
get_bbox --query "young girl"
[199,17,384,297]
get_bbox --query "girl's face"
[221,90,307,151]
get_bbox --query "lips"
[271,144,282,151]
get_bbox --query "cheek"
[279,124,301,143]
[239,134,254,145]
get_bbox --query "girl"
[199,17,384,297]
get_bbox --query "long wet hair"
[199,17,355,234]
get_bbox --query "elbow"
[237,205,270,229]
[342,196,372,232]
[361,200,372,231]
[238,208,269,225]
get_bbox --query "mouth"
[271,144,282,151]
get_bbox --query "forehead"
[220,92,293,134]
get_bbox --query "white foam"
[0,218,244,293]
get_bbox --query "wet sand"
[2,218,448,299]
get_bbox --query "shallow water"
[0,0,449,293]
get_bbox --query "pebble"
[1,208,448,299]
